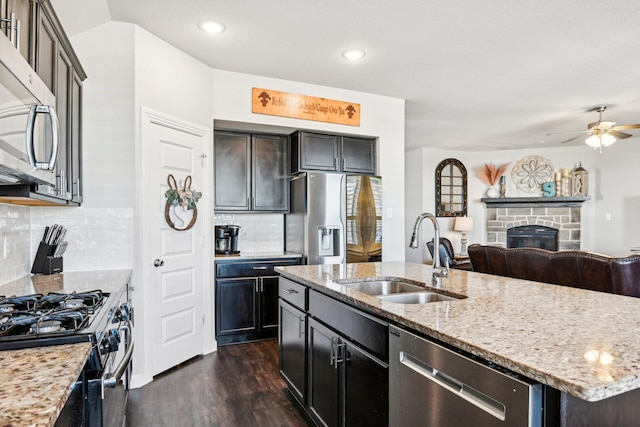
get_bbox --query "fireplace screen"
[507,225,558,251]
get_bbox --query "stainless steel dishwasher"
[389,327,542,427]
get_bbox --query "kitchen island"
[276,261,640,425]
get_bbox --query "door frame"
[132,107,214,388]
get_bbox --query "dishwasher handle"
[400,351,506,421]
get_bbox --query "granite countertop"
[0,342,92,427]
[276,261,640,402]
[0,269,133,426]
[214,251,302,262]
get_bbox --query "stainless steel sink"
[377,292,456,304]
[342,280,425,295]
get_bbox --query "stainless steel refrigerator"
[285,172,382,265]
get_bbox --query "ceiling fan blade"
[612,124,640,131]
[609,130,632,139]
[559,134,585,144]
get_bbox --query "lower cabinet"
[279,299,307,403]
[215,258,300,345]
[278,278,388,427]
[308,318,388,427]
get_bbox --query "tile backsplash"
[0,205,31,285]
[214,213,284,253]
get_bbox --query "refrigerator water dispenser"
[318,226,341,257]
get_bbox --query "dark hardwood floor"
[126,339,311,427]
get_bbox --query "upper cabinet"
[214,131,289,212]
[37,1,85,204]
[1,0,34,63]
[291,131,377,175]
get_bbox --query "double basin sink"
[340,280,457,304]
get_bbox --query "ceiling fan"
[549,106,640,152]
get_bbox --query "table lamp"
[454,217,474,256]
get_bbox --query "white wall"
[211,69,406,261]
[405,142,640,260]
[29,22,137,273]
[0,205,30,284]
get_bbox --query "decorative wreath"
[164,174,202,231]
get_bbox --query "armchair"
[427,237,473,271]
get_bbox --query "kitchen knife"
[58,241,68,256]
[55,228,67,246]
[42,226,49,243]
[45,225,55,244]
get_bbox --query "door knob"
[153,259,165,267]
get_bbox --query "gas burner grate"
[0,294,44,311]
[35,290,105,313]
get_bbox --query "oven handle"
[104,322,134,389]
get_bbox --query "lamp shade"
[454,217,474,232]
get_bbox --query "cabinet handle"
[330,337,337,368]
[335,341,346,366]
[342,158,346,170]
[282,288,298,294]
[298,316,304,338]
[252,266,268,270]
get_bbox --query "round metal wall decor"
[511,155,554,194]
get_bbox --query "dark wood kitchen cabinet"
[215,257,301,345]
[37,0,85,204]
[278,278,388,427]
[291,131,377,175]
[279,277,308,405]
[214,130,289,212]
[1,0,34,63]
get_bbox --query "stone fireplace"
[482,196,590,251]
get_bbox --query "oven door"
[87,320,134,427]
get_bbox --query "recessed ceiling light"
[198,20,226,34]
[342,49,366,60]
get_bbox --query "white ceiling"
[51,0,640,151]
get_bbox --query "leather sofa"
[467,244,640,297]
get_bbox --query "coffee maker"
[215,225,241,255]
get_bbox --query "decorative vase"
[486,186,500,198]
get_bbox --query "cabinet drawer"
[279,278,307,310]
[309,290,388,362]
[216,258,300,278]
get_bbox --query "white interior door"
[142,110,210,376]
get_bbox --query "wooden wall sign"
[252,87,361,126]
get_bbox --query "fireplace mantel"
[481,196,590,208]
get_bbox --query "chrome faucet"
[409,212,449,286]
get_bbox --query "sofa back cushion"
[467,244,640,297]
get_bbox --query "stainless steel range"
[0,272,133,427]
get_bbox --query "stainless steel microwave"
[0,32,58,185]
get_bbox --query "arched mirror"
[435,158,467,217]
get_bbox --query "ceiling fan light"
[585,134,601,148]
[601,133,616,146]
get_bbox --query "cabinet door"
[299,132,340,172]
[215,278,257,336]
[260,276,280,332]
[252,134,288,211]
[35,7,56,93]
[3,0,33,63]
[308,318,340,427]
[341,137,376,174]
[214,132,251,211]
[279,300,306,404]
[343,342,388,427]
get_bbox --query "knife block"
[31,242,63,275]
